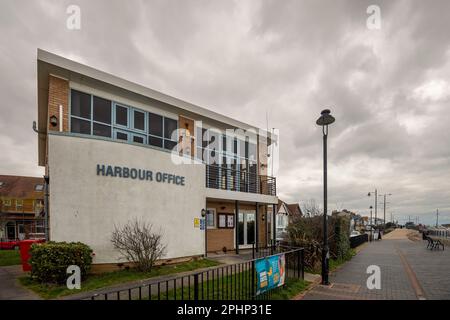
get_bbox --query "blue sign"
[255,254,286,295]
[200,219,205,230]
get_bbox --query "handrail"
[205,164,276,196]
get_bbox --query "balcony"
[205,165,276,196]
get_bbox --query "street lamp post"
[379,193,392,227]
[368,190,377,226]
[201,209,207,257]
[316,109,335,286]
[369,205,373,242]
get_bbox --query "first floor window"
[71,117,91,134]
[116,131,128,141]
[93,96,112,124]
[71,90,91,119]
[132,134,145,144]
[93,123,111,138]
[16,199,23,209]
[148,135,163,148]
[115,104,128,127]
[164,139,178,151]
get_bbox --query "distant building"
[332,209,366,232]
[276,200,302,241]
[0,175,45,241]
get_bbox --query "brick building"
[0,175,45,241]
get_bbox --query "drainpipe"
[235,200,239,254]
[32,121,49,241]
[272,203,277,244]
[44,175,49,241]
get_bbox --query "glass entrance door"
[238,211,255,248]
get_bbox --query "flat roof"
[37,49,275,165]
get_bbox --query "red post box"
[19,239,45,272]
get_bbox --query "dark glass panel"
[163,139,177,151]
[93,123,111,138]
[116,132,128,141]
[71,90,91,119]
[133,110,145,131]
[164,118,178,140]
[133,135,144,144]
[148,112,163,136]
[93,96,111,124]
[148,136,163,148]
[115,105,128,126]
[71,117,90,134]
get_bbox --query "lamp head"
[49,115,58,127]
[316,109,335,126]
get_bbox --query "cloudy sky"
[0,0,449,225]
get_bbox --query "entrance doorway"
[6,222,16,240]
[238,211,255,248]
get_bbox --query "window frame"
[16,199,23,210]
[114,129,130,142]
[131,108,147,133]
[206,208,216,229]
[113,103,130,129]
[69,89,180,153]
[131,132,147,145]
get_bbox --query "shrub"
[287,215,352,272]
[333,216,351,260]
[29,241,93,284]
[111,219,166,272]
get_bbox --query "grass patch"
[19,258,220,300]
[329,249,356,272]
[0,249,21,266]
[270,278,310,300]
[305,249,356,274]
[143,269,309,301]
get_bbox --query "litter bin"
[19,239,45,272]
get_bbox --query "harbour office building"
[36,49,279,265]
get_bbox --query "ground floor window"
[206,209,216,228]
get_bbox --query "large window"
[70,89,178,151]
[71,90,113,137]
[71,90,92,135]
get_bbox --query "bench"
[425,235,445,250]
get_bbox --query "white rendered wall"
[48,134,206,264]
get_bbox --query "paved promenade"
[0,265,41,300]
[303,229,450,300]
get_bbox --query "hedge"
[29,241,93,284]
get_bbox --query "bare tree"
[301,199,322,217]
[111,219,166,272]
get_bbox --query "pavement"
[0,265,41,300]
[301,229,450,300]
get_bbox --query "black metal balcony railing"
[205,165,276,196]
